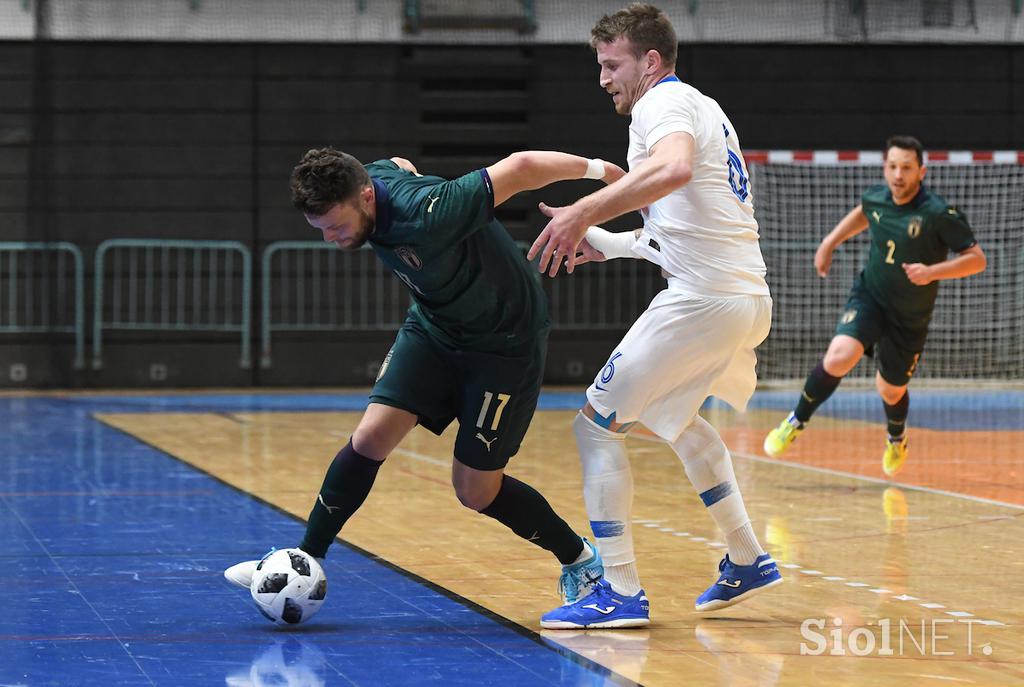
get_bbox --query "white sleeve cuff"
[585,226,637,260]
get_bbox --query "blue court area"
[3,389,1020,686]
[0,395,634,687]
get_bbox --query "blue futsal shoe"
[695,553,783,612]
[541,579,650,629]
[558,538,604,604]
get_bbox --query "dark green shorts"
[369,319,547,471]
[834,280,928,386]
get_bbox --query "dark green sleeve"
[933,206,977,253]
[860,184,884,215]
[366,159,401,175]
[422,169,495,241]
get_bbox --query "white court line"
[914,675,973,684]
[391,447,450,468]
[632,512,1007,626]
[732,450,1024,511]
[389,431,1013,624]
[628,432,1024,510]
[630,518,999,626]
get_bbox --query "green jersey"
[364,159,548,351]
[859,184,976,326]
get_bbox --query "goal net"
[750,152,1024,382]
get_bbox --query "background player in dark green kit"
[225,146,627,622]
[764,136,987,476]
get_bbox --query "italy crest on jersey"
[394,246,423,271]
[907,216,923,239]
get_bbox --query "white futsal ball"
[250,548,327,625]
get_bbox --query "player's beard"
[891,181,919,204]
[347,207,374,249]
[613,91,630,115]
[614,79,641,115]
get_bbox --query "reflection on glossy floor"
[93,389,1024,686]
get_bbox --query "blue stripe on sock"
[590,520,625,538]
[699,482,734,507]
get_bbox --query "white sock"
[671,415,765,565]
[573,412,637,574]
[604,562,643,596]
[725,522,763,566]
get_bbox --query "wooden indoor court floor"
[98,393,1024,686]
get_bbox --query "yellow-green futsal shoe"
[882,436,909,476]
[763,413,804,457]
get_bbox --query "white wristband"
[584,226,637,260]
[582,158,606,180]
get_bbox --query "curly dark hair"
[290,147,371,216]
[590,3,677,69]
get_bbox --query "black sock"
[480,475,584,565]
[794,360,843,423]
[883,390,909,439]
[298,440,383,558]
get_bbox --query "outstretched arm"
[815,205,870,278]
[485,151,625,207]
[528,132,694,277]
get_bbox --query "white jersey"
[626,78,770,298]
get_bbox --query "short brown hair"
[290,147,370,216]
[885,135,924,166]
[590,3,678,69]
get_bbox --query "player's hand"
[529,202,589,277]
[572,237,607,266]
[902,262,934,285]
[814,243,834,277]
[601,161,627,185]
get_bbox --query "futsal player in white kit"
[535,4,782,629]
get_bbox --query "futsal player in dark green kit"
[225,147,627,620]
[764,136,986,476]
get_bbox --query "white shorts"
[586,285,772,442]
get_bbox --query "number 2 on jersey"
[885,239,896,264]
[476,391,511,431]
